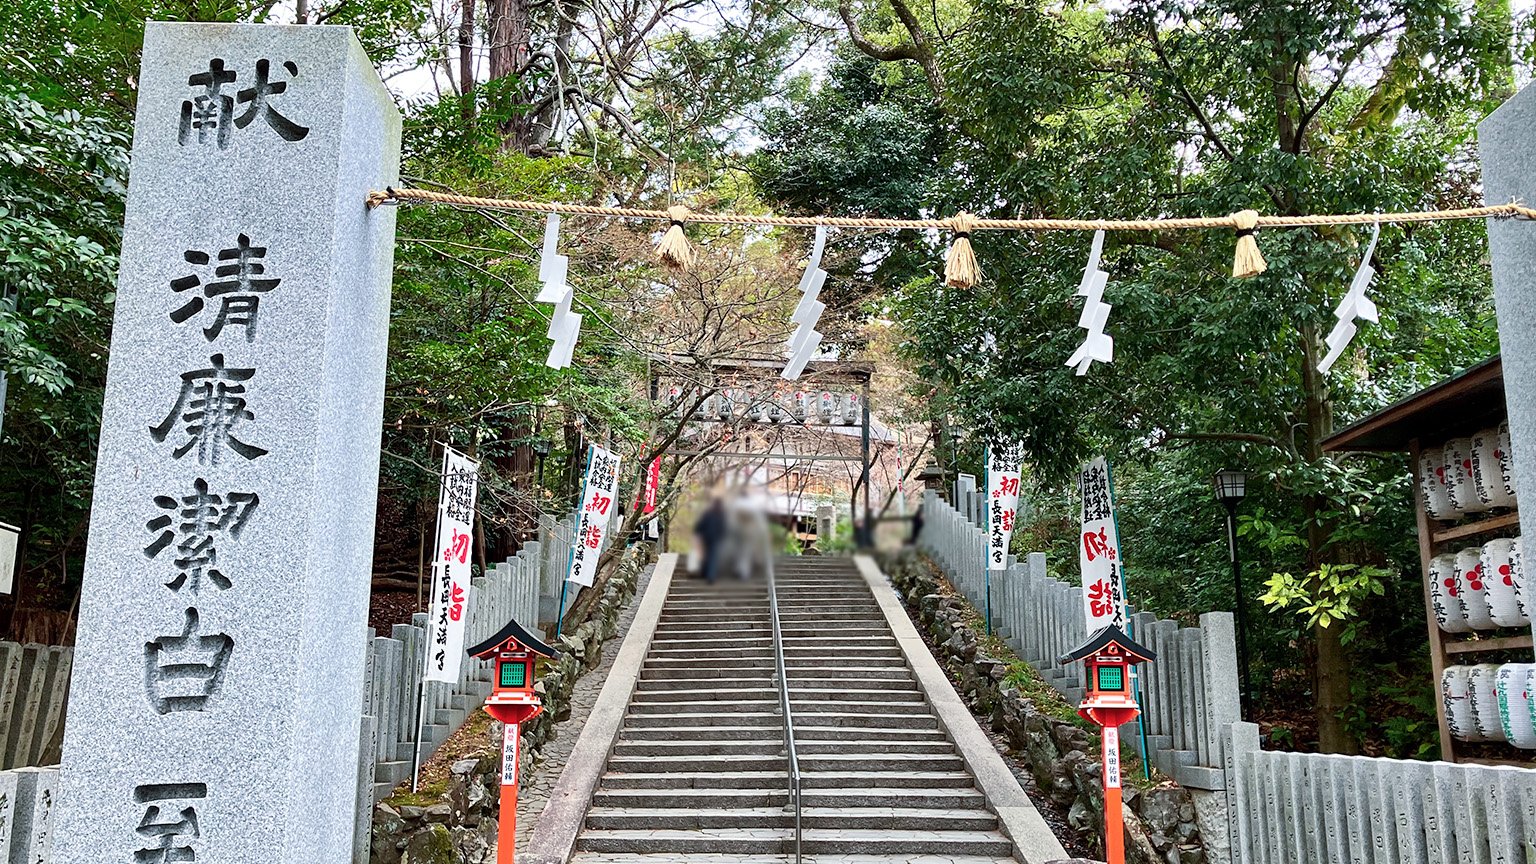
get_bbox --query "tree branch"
[838,0,944,97]
[1157,431,1283,449]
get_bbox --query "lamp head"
[1213,469,1247,509]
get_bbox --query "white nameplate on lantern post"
[1103,726,1121,789]
[501,723,520,786]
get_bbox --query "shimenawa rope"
[366,186,1536,284]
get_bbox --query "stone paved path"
[508,563,656,857]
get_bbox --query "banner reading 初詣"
[1079,456,1126,631]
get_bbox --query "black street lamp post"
[1213,468,1251,717]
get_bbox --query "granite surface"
[51,22,399,864]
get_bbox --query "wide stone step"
[608,753,788,773]
[636,676,775,691]
[796,739,955,754]
[803,828,1014,856]
[783,647,900,659]
[801,770,976,789]
[783,665,914,679]
[625,711,781,728]
[620,725,785,741]
[659,610,769,619]
[631,687,778,703]
[647,647,777,659]
[568,848,1019,854]
[780,627,889,638]
[644,658,775,672]
[801,785,987,808]
[792,712,937,730]
[787,699,928,714]
[651,626,772,637]
[799,752,963,772]
[629,699,780,715]
[583,806,997,832]
[650,637,774,650]
[784,676,914,690]
[613,739,785,757]
[785,687,922,702]
[794,724,948,742]
[782,636,897,647]
[598,770,787,789]
[574,827,1014,856]
[590,787,789,809]
[573,828,786,855]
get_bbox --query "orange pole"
[1103,725,1123,864]
[497,782,518,864]
[497,721,522,864]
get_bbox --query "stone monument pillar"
[50,23,399,863]
[1482,89,1536,555]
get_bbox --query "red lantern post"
[1060,625,1155,864]
[467,617,558,864]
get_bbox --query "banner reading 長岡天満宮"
[986,444,1022,571]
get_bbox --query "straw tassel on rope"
[944,212,981,288]
[1230,209,1266,278]
[656,204,695,271]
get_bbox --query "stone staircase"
[568,556,1022,863]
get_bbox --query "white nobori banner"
[426,446,480,683]
[986,444,1023,571]
[1078,456,1126,631]
[567,444,622,587]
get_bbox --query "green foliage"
[1259,563,1391,637]
[753,0,1519,751]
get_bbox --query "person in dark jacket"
[694,497,729,584]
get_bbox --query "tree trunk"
[458,0,476,120]
[487,0,532,148]
[1300,320,1357,754]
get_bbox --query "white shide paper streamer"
[1318,221,1381,374]
[1066,231,1113,375]
[783,226,829,381]
[536,213,581,369]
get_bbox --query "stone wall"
[370,545,648,864]
[881,551,1209,864]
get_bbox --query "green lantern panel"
[1097,665,1124,691]
[500,660,528,688]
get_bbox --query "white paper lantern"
[1446,438,1489,514]
[1420,446,1456,519]
[1515,536,1529,624]
[1497,664,1536,749]
[1429,553,1471,633]
[1483,538,1526,627]
[1443,666,1480,741]
[1457,546,1496,630]
[1470,663,1508,742]
[1500,421,1518,502]
[1473,427,1514,508]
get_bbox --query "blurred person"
[694,496,729,583]
[910,506,924,546]
[731,496,773,580]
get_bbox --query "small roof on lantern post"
[1059,624,1156,666]
[467,616,559,660]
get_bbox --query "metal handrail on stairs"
[765,548,802,863]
